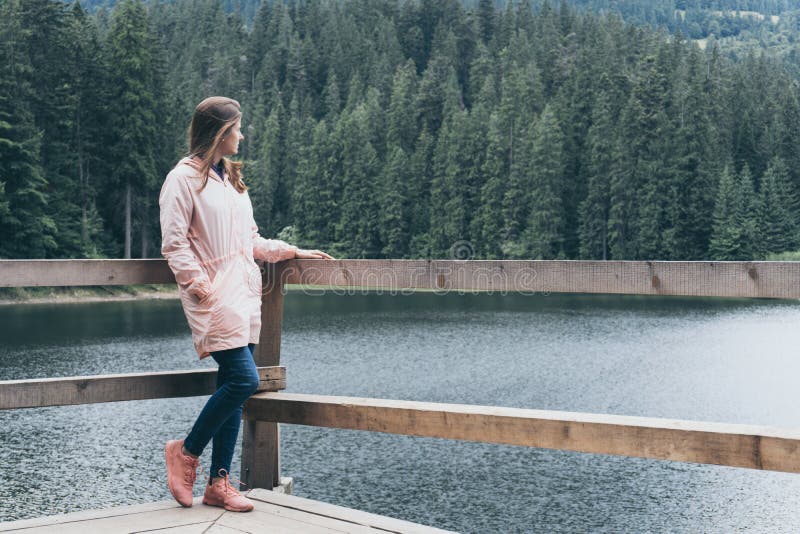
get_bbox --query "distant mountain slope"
[70,0,798,45]
[565,0,800,74]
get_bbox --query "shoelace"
[215,468,247,496]
[183,455,202,485]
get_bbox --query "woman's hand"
[295,248,335,260]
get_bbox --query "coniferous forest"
[3,0,800,261]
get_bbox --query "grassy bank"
[0,284,179,305]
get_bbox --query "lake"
[1,291,800,532]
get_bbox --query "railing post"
[241,261,286,490]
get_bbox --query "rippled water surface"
[2,292,800,532]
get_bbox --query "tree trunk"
[141,208,149,259]
[79,163,88,247]
[124,182,131,259]
[78,117,89,248]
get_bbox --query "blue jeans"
[183,344,258,480]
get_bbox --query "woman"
[159,96,331,512]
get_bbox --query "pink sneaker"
[203,470,254,512]
[164,439,199,507]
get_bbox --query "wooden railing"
[2,259,800,495]
[3,258,800,298]
[244,393,800,474]
[0,368,285,410]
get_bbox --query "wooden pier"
[2,259,800,531]
[0,489,452,533]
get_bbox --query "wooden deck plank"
[0,499,185,531]
[2,506,222,534]
[246,500,378,533]
[204,526,245,534]
[217,509,351,533]
[0,493,452,534]
[0,498,223,533]
[134,522,215,533]
[248,489,454,533]
[0,507,222,533]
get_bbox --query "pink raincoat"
[159,157,297,358]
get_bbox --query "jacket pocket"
[196,291,217,310]
[191,270,217,310]
[207,260,251,339]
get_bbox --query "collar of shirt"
[211,161,225,180]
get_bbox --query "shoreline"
[0,286,180,306]
[0,285,486,305]
[0,292,181,306]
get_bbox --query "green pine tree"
[249,102,284,236]
[0,0,56,258]
[759,157,798,255]
[579,82,615,260]
[387,59,419,155]
[381,146,411,258]
[709,166,743,260]
[738,165,762,259]
[104,0,160,258]
[709,165,760,260]
[523,105,566,259]
[334,104,382,257]
[474,112,507,259]
[407,127,435,257]
[293,119,339,250]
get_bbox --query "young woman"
[159,96,331,512]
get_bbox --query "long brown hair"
[187,96,247,193]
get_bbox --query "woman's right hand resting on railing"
[294,249,334,260]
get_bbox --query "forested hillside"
[2,0,800,261]
[72,0,800,45]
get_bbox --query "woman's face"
[219,118,244,157]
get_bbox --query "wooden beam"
[244,393,800,474]
[254,262,286,366]
[242,262,286,491]
[0,367,285,410]
[0,259,175,287]
[281,259,800,298]
[3,259,800,298]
